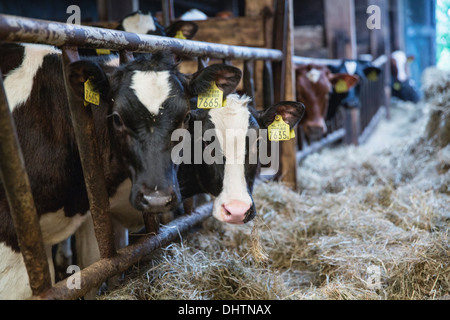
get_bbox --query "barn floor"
[100,98,449,300]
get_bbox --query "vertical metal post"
[61,47,116,259]
[263,59,274,108]
[243,60,256,99]
[161,0,175,27]
[0,70,52,296]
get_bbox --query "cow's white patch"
[4,44,60,111]
[392,50,408,82]
[39,210,88,245]
[345,61,358,76]
[104,56,120,67]
[209,94,253,221]
[122,12,156,34]
[0,243,32,299]
[306,68,322,83]
[131,70,171,115]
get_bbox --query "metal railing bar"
[32,202,213,300]
[0,14,283,61]
[293,56,342,67]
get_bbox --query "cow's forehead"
[130,70,172,116]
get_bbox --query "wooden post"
[324,0,357,59]
[281,0,297,189]
[272,0,297,189]
[245,0,276,110]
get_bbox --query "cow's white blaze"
[4,44,60,111]
[209,94,252,222]
[122,12,156,34]
[392,50,408,82]
[345,61,358,76]
[306,68,322,83]
[104,56,120,67]
[131,70,171,116]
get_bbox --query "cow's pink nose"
[222,201,251,225]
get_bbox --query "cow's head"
[328,60,381,110]
[67,52,189,213]
[183,65,305,224]
[118,10,198,39]
[296,64,358,142]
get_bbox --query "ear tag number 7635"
[268,115,291,142]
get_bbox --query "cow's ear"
[363,66,382,79]
[67,60,110,101]
[257,101,305,129]
[166,21,199,40]
[329,73,359,91]
[188,64,242,97]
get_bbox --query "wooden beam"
[324,0,357,59]
[192,17,266,47]
[280,0,297,189]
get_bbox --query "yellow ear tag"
[95,48,111,55]
[289,128,296,139]
[175,30,187,40]
[367,70,378,82]
[84,79,100,106]
[335,79,349,94]
[393,82,402,91]
[197,82,224,109]
[268,115,291,142]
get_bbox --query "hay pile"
[100,74,449,300]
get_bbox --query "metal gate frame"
[0,10,289,299]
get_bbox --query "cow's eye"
[183,112,192,128]
[112,112,124,129]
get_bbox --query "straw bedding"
[100,68,449,300]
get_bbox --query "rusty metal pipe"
[61,46,116,259]
[0,70,52,296]
[33,202,213,300]
[0,14,283,61]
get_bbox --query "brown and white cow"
[295,64,358,143]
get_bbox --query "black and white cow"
[390,50,420,103]
[326,60,381,121]
[79,11,198,59]
[74,65,305,291]
[0,43,191,299]
[177,64,306,224]
[117,10,198,39]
